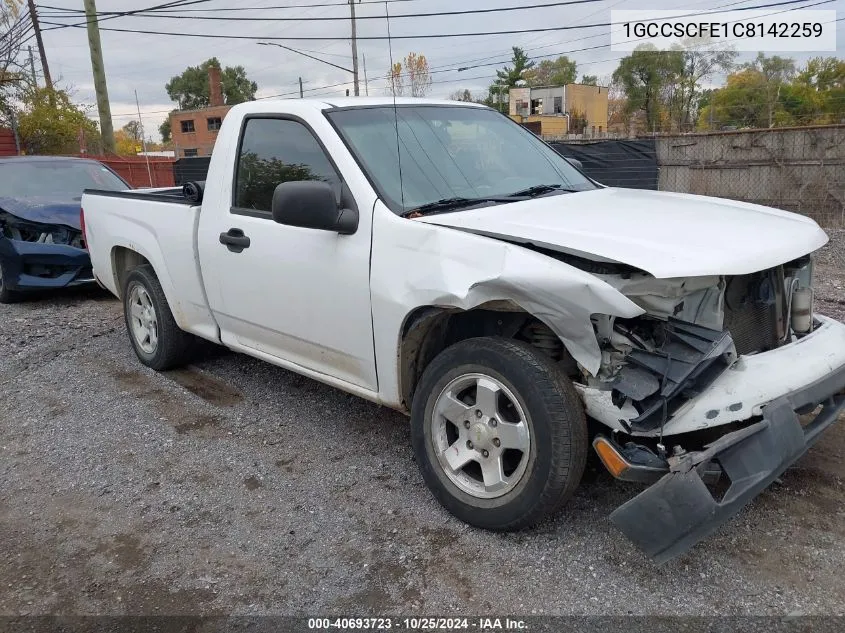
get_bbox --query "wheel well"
[398,303,579,410]
[111,247,151,298]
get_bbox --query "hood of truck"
[414,188,828,278]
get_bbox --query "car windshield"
[326,105,596,214]
[0,160,128,199]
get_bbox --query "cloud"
[38,0,845,140]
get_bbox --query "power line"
[40,22,612,39]
[77,0,842,121]
[44,0,214,30]
[38,0,436,15]
[39,0,832,39]
[39,0,621,23]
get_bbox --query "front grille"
[723,269,784,355]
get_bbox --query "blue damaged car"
[0,156,130,303]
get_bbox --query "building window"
[554,96,563,114]
[207,117,222,131]
[180,120,196,133]
[183,148,199,157]
[234,118,341,214]
[531,98,543,115]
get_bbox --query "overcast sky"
[38,0,845,140]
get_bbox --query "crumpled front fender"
[370,205,645,406]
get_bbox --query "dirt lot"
[1,231,844,616]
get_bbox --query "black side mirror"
[565,157,583,171]
[271,181,358,235]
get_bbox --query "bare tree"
[385,53,432,97]
[448,89,475,102]
[0,0,30,127]
[386,62,404,97]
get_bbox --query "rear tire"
[122,264,195,370]
[410,337,588,531]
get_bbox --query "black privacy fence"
[550,139,660,190]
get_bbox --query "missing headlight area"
[0,211,84,249]
[594,315,737,432]
[593,261,818,433]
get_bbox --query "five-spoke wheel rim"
[431,373,531,499]
[128,284,158,354]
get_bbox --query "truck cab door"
[197,116,377,392]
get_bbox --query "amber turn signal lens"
[593,437,630,479]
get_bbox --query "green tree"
[122,120,142,142]
[698,70,771,129]
[165,58,257,110]
[669,43,736,131]
[487,47,534,113]
[17,87,100,154]
[612,45,684,132]
[580,74,598,86]
[744,53,796,127]
[698,54,798,130]
[782,57,845,124]
[159,115,174,143]
[524,56,577,87]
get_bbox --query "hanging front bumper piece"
[609,363,845,564]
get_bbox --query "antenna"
[385,1,405,212]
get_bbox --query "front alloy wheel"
[411,336,588,531]
[431,373,531,499]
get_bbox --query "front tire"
[411,337,588,531]
[0,261,21,304]
[122,264,194,370]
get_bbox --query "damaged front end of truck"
[581,255,845,563]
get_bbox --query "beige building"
[509,84,609,137]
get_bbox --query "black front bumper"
[0,236,93,291]
[610,362,845,564]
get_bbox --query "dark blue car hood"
[0,196,82,230]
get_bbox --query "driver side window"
[233,118,341,214]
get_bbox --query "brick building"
[169,66,232,158]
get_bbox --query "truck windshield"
[326,105,596,215]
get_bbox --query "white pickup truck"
[81,97,845,563]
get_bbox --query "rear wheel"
[411,337,588,531]
[0,261,21,304]
[122,264,195,370]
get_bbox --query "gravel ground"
[1,241,844,617]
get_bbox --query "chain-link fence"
[656,125,845,228]
[553,125,845,228]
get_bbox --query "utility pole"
[363,52,369,96]
[26,0,52,90]
[349,0,360,96]
[299,77,303,98]
[83,0,115,153]
[27,46,37,87]
[135,90,153,187]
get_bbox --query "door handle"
[219,228,251,253]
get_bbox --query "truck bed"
[84,187,192,204]
[82,188,219,343]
